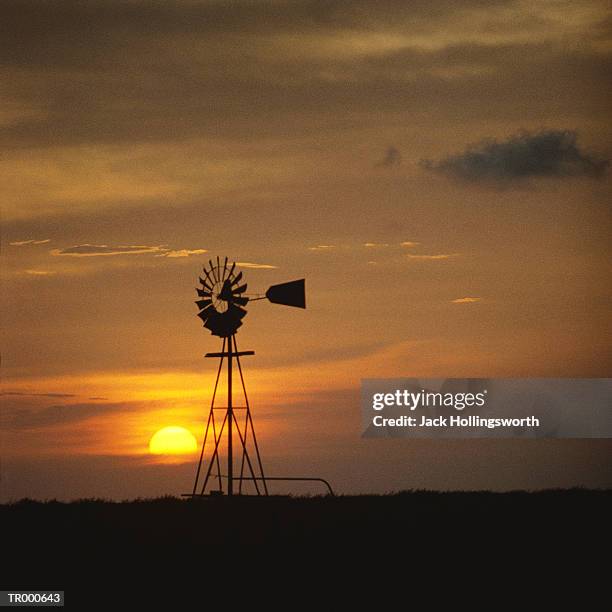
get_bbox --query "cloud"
[23,269,56,276]
[4,0,608,153]
[308,245,336,251]
[400,241,420,248]
[376,146,401,168]
[451,297,481,304]
[364,242,389,248]
[51,244,169,257]
[9,239,50,246]
[421,130,609,182]
[1,391,76,398]
[50,244,208,259]
[156,249,208,258]
[236,262,278,269]
[406,253,458,260]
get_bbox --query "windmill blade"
[232,296,249,306]
[202,269,215,287]
[232,283,247,295]
[209,260,218,283]
[199,277,213,291]
[196,288,212,298]
[221,256,229,282]
[229,304,248,319]
[230,271,243,286]
[222,319,243,336]
[205,311,243,336]
[219,278,233,301]
[265,279,306,308]
[223,308,245,332]
[197,305,216,322]
[204,312,223,332]
[227,261,236,281]
[195,298,212,310]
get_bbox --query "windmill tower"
[191,257,305,497]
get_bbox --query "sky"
[1,0,611,500]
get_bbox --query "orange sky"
[1,0,611,499]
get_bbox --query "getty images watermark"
[361,379,612,438]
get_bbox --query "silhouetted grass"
[2,489,609,606]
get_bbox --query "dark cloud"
[376,146,401,168]
[421,130,609,182]
[0,0,505,55]
[1,402,129,430]
[1,2,609,148]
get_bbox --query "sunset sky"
[2,0,611,500]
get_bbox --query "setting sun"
[149,426,198,455]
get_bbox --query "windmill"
[189,256,313,497]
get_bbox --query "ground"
[2,489,608,606]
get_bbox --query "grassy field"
[2,489,608,605]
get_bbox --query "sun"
[149,426,198,455]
